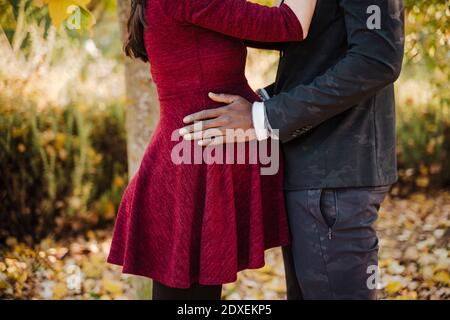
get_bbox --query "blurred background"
[0,0,449,300]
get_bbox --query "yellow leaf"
[86,230,96,240]
[53,282,68,299]
[433,271,450,285]
[55,133,66,150]
[419,164,429,175]
[385,281,403,294]
[18,271,28,283]
[113,176,125,188]
[415,176,429,188]
[42,0,92,30]
[81,260,102,278]
[404,220,415,230]
[0,280,8,290]
[101,278,123,296]
[105,201,116,219]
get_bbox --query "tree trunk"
[117,0,159,299]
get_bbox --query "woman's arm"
[244,40,285,50]
[264,0,405,143]
[243,0,296,50]
[285,0,316,39]
[161,0,317,42]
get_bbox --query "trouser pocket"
[319,189,338,228]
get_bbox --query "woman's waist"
[158,82,259,115]
[157,88,259,134]
[155,75,256,101]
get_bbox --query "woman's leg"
[152,281,222,300]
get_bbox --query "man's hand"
[179,92,256,146]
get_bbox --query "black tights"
[152,281,222,300]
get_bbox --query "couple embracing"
[107,0,405,300]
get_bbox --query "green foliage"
[395,97,450,194]
[0,3,125,243]
[404,0,449,68]
[393,0,450,194]
[0,101,128,243]
[403,1,449,94]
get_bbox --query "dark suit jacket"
[253,0,405,190]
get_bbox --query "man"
[179,0,405,299]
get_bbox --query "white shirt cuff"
[256,88,271,101]
[252,102,270,141]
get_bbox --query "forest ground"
[1,192,449,300]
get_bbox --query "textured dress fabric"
[107,0,303,288]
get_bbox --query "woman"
[107,0,316,300]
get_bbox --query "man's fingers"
[183,106,225,124]
[198,136,225,146]
[208,92,240,104]
[179,117,228,136]
[179,122,201,135]
[183,128,225,141]
[206,136,226,146]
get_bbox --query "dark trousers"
[282,186,390,300]
[152,281,222,300]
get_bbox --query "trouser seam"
[312,217,335,299]
[311,189,335,299]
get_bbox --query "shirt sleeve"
[252,102,279,141]
[161,0,303,42]
[252,102,269,141]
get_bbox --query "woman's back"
[144,0,258,114]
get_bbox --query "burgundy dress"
[107,0,303,288]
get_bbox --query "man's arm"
[265,0,405,142]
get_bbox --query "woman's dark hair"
[124,0,148,62]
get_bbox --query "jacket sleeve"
[264,0,405,142]
[161,0,303,42]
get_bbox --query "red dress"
[107,0,303,288]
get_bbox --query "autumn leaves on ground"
[1,192,449,300]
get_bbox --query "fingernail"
[179,128,187,135]
[183,117,191,123]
